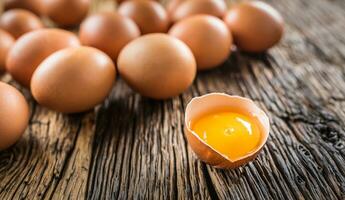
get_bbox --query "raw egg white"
[0,29,15,72]
[6,28,80,88]
[169,15,232,70]
[117,33,196,99]
[118,0,169,34]
[79,12,140,61]
[0,9,44,39]
[223,1,284,52]
[31,47,116,113]
[0,82,29,150]
[171,0,227,22]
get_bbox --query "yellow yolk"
[191,112,261,160]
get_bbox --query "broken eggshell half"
[184,93,270,169]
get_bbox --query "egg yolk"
[191,111,261,160]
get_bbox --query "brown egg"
[42,0,90,27]
[115,0,159,4]
[223,1,284,52]
[184,93,270,169]
[116,0,126,4]
[118,33,196,99]
[0,9,44,39]
[79,12,140,61]
[118,0,169,34]
[166,0,185,16]
[0,82,29,150]
[0,29,15,72]
[4,0,43,16]
[6,29,80,88]
[171,0,227,22]
[169,15,232,70]
[31,47,116,113]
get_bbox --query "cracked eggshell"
[171,0,227,22]
[184,93,270,169]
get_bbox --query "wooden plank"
[86,82,213,199]
[0,78,94,199]
[0,0,345,199]
[203,0,345,199]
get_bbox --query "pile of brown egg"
[0,0,283,152]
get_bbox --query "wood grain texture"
[1,0,345,199]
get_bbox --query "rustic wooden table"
[1,0,345,199]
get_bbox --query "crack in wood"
[1,0,345,199]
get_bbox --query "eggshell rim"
[184,92,270,167]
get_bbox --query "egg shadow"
[190,50,245,95]
[96,94,165,133]
[1,107,85,173]
[91,81,137,146]
[95,95,135,136]
[200,50,243,76]
[195,49,275,85]
[239,50,276,69]
[0,125,46,176]
[0,135,33,167]
[0,108,87,182]
[91,76,185,149]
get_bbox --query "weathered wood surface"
[1,0,345,199]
